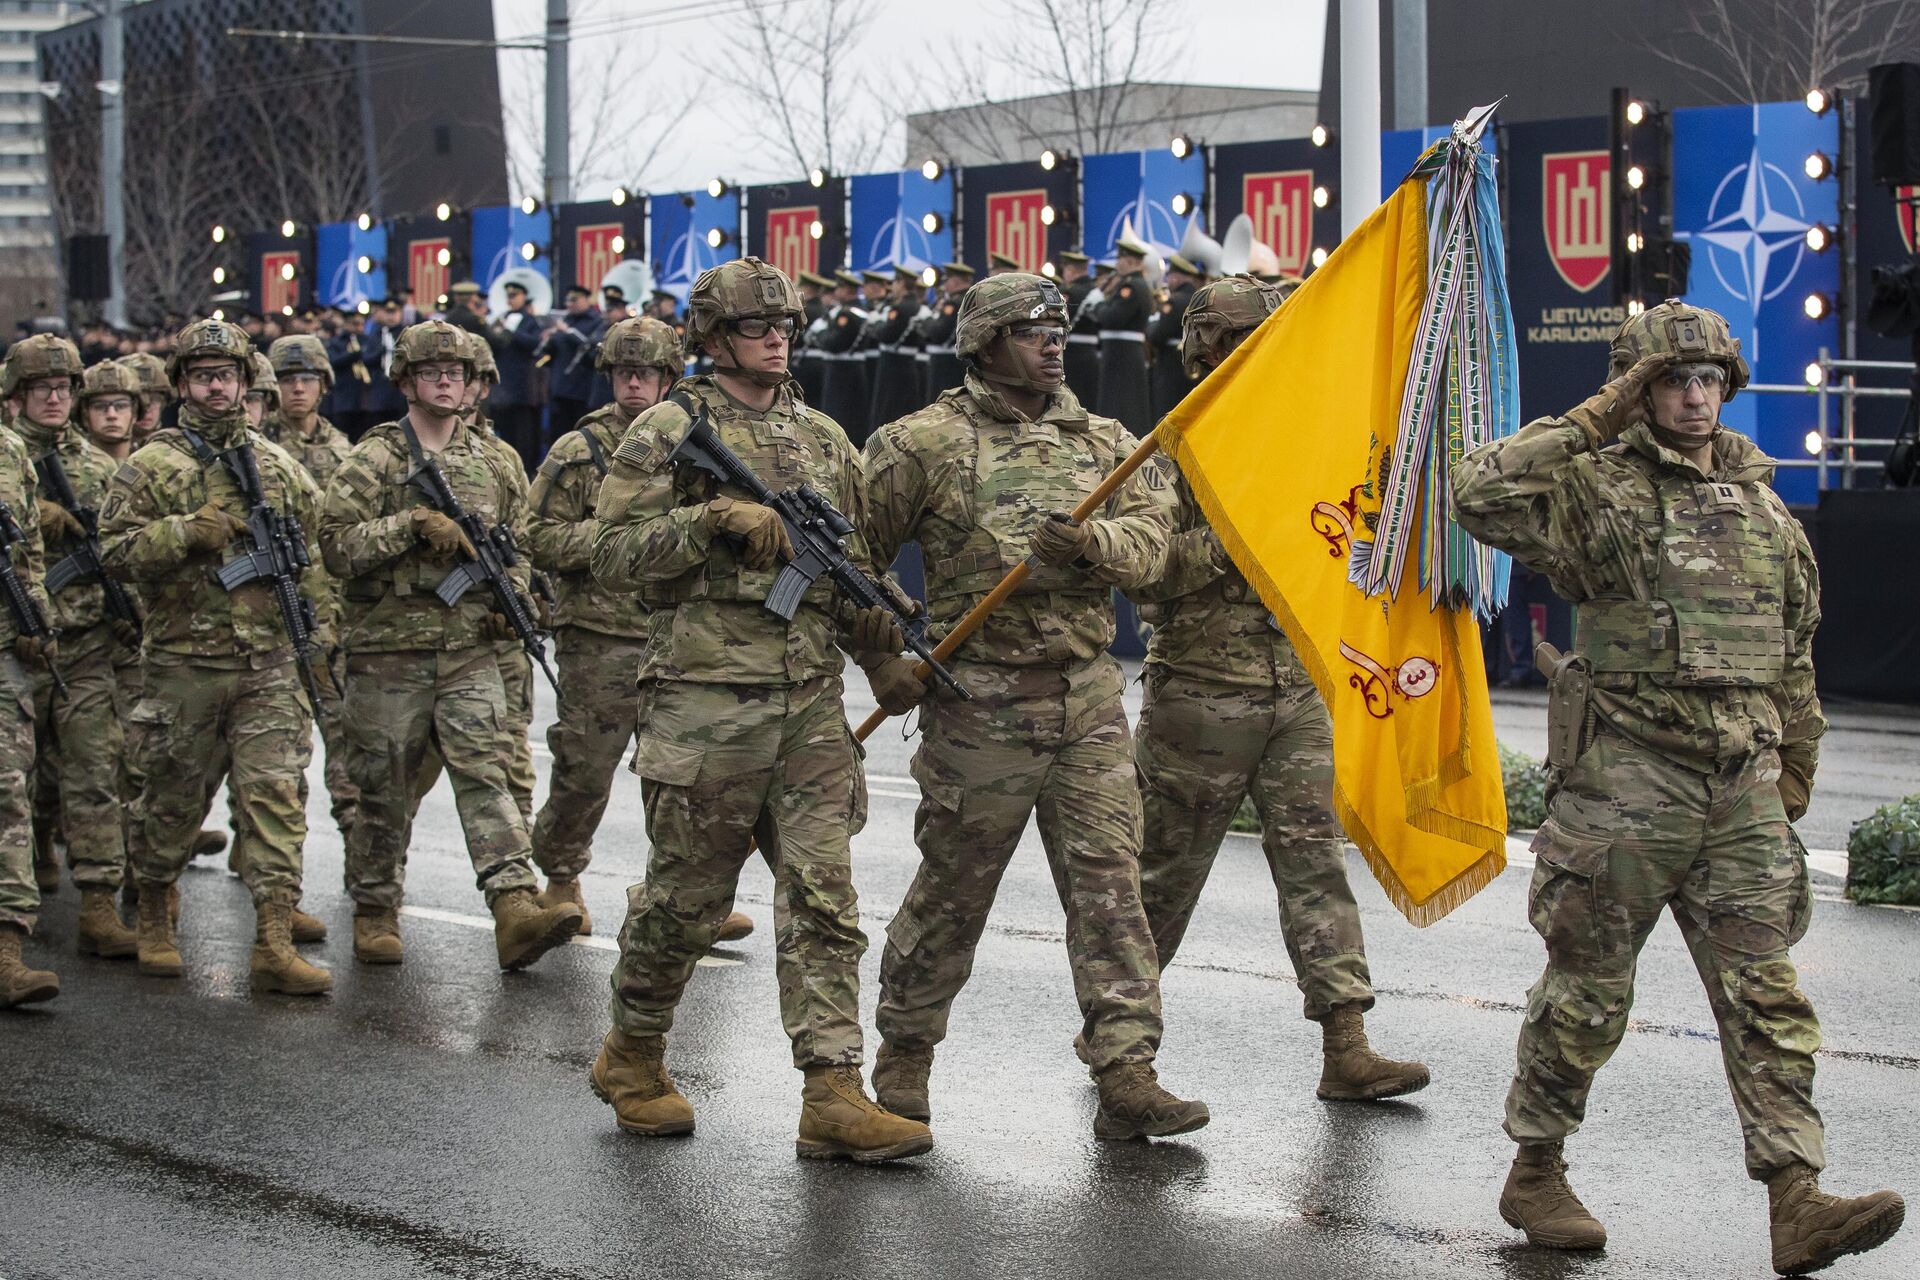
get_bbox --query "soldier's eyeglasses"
[1007,325,1068,349]
[24,381,74,400]
[732,317,796,339]
[185,368,241,388]
[88,397,133,414]
[414,366,469,385]
[1658,364,1727,394]
[279,373,323,388]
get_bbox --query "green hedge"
[1846,794,1920,907]
[1501,745,1550,832]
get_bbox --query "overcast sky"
[493,0,1328,199]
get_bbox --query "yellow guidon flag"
[1158,111,1515,925]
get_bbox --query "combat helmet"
[1,333,84,401]
[1608,299,1749,400]
[248,351,279,407]
[78,359,146,412]
[1180,274,1296,379]
[118,352,169,403]
[460,329,498,384]
[596,316,682,379]
[268,334,333,390]
[685,258,803,386]
[954,273,1068,359]
[387,319,473,383]
[166,318,253,385]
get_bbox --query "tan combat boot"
[289,901,327,944]
[870,1042,934,1121]
[249,893,332,996]
[76,887,138,959]
[1316,1003,1431,1100]
[491,887,582,971]
[352,908,403,964]
[589,1029,696,1135]
[191,828,229,860]
[135,881,183,977]
[1500,1141,1607,1250]
[0,925,59,1006]
[797,1065,934,1163]
[539,876,591,936]
[1767,1162,1905,1275]
[1093,1062,1210,1140]
[715,910,753,942]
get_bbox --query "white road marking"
[398,904,744,967]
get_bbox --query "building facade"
[0,0,74,327]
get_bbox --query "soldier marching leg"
[0,653,56,1006]
[499,646,536,828]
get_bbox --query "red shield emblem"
[260,250,299,315]
[575,222,624,288]
[987,189,1047,272]
[1543,151,1611,293]
[1899,185,1918,254]
[408,237,450,303]
[1242,171,1313,277]
[764,206,820,281]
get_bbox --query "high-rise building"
[0,1,74,327]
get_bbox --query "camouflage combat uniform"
[1455,412,1827,1181]
[526,401,647,881]
[864,369,1172,1071]
[593,373,872,1068]
[0,425,48,935]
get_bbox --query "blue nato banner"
[848,170,952,274]
[1672,101,1841,503]
[470,205,553,291]
[315,220,387,311]
[1082,149,1204,257]
[651,189,741,301]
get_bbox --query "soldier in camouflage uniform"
[861,272,1208,1141]
[2,336,139,961]
[587,257,930,1163]
[318,320,581,971]
[1454,301,1904,1273]
[243,351,277,429]
[118,352,170,449]
[1123,277,1428,1101]
[0,419,59,1006]
[98,319,331,995]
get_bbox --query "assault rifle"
[207,440,323,707]
[0,498,67,698]
[404,451,562,698]
[35,450,143,640]
[667,407,968,699]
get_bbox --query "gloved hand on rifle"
[109,618,140,649]
[36,499,83,546]
[411,508,477,560]
[183,502,246,553]
[704,495,792,570]
[13,632,55,665]
[483,612,519,642]
[851,603,927,716]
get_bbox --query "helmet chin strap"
[976,337,1064,395]
[715,333,791,388]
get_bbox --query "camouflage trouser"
[0,655,40,932]
[313,648,358,838]
[129,659,311,903]
[1505,727,1825,1180]
[1134,667,1372,1020]
[29,622,128,890]
[531,627,647,881]
[114,657,143,875]
[344,647,538,911]
[610,676,867,1069]
[876,656,1164,1072]
[408,645,535,830]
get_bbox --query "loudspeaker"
[66,234,110,302]
[1869,62,1920,186]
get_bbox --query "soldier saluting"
[1453,301,1905,1273]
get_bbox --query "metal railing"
[1744,349,1915,486]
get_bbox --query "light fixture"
[211,266,226,285]
[1310,246,1329,268]
[1626,298,1645,316]
[706,177,729,199]
[1169,133,1192,159]
[920,266,938,287]
[921,158,944,181]
[1041,203,1058,225]
[1805,223,1834,253]
[1625,99,1646,126]
[1804,151,1833,181]
[1040,261,1056,278]
[520,195,541,215]
[437,293,448,307]
[1804,430,1824,456]
[1310,123,1330,148]
[1626,231,1644,254]
[706,227,728,248]
[1626,165,1645,190]
[1803,291,1831,320]
[1169,192,1193,217]
[519,241,540,261]
[281,304,294,317]
[1311,185,1331,209]
[807,219,824,241]
[1805,87,1832,116]
[211,308,225,321]
[356,299,370,316]
[435,247,451,267]
[611,186,629,206]
[1805,361,1826,387]
[356,254,373,274]
[435,202,453,221]
[280,219,297,237]
[610,234,626,254]
[356,212,372,231]
[921,211,943,234]
[808,166,827,187]
[279,261,297,281]
[1039,148,1059,171]
[210,224,226,244]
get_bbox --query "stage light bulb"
[1310,123,1329,147]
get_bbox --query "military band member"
[1058,251,1101,411]
[1088,232,1154,434]
[868,265,925,427]
[817,271,872,444]
[920,262,972,403]
[1148,253,1201,421]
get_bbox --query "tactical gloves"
[1030,510,1094,566]
[862,655,928,716]
[1570,354,1673,448]
[850,603,905,658]
[13,633,55,665]
[1778,743,1817,823]
[411,508,477,560]
[183,502,246,553]
[36,499,83,546]
[705,495,792,570]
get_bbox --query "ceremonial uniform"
[1089,269,1153,434]
[1061,271,1102,411]
[816,289,871,446]
[1147,276,1196,420]
[868,287,923,429]
[920,277,967,404]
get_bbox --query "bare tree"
[122,82,228,321]
[719,0,886,179]
[1636,0,1920,104]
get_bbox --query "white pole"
[1339,0,1382,239]
[101,0,127,327]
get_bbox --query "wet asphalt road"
[2,674,1916,1279]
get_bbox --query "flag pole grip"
[854,427,1163,743]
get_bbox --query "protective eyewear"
[413,366,469,385]
[1007,325,1068,349]
[87,396,134,414]
[24,380,74,400]
[1657,364,1728,394]
[731,316,796,340]
[185,367,241,388]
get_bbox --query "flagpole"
[853,428,1162,743]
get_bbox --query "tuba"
[1221,214,1282,277]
